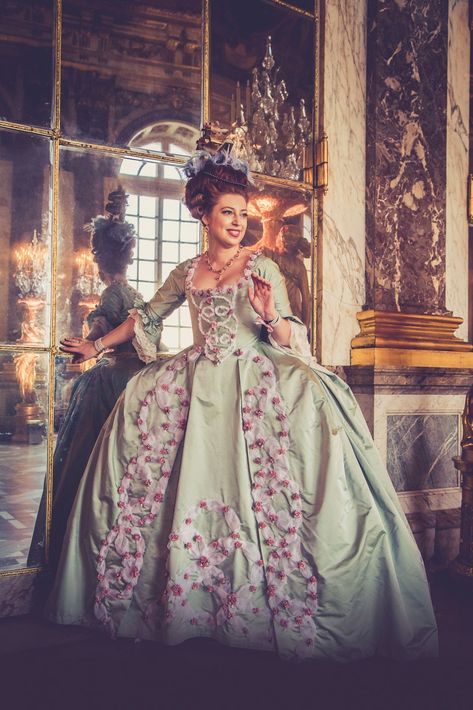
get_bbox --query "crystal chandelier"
[229,36,312,181]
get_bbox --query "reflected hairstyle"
[90,216,136,275]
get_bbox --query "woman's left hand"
[248,273,277,321]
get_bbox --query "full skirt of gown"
[45,254,438,661]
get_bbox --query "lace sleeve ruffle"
[268,317,317,365]
[128,299,163,364]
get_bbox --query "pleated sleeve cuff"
[128,299,163,364]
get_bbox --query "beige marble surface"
[445,0,470,341]
[318,0,366,366]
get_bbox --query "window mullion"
[156,193,163,287]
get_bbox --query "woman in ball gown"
[46,153,438,662]
[28,191,144,571]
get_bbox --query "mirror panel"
[61,0,202,151]
[0,0,54,128]
[210,0,315,181]
[0,350,49,570]
[0,130,52,347]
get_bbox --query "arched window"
[119,124,200,350]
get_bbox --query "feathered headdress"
[183,148,252,179]
[182,123,255,187]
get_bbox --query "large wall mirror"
[0,0,318,604]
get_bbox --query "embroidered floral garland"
[162,500,274,647]
[94,346,202,633]
[160,345,318,658]
[237,345,318,657]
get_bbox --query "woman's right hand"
[59,337,97,364]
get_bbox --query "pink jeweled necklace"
[204,245,243,282]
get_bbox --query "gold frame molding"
[0,0,320,580]
[264,0,316,19]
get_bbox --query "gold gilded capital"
[351,310,473,368]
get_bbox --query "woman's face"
[203,193,248,249]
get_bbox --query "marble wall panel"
[371,391,465,463]
[349,385,463,560]
[445,0,470,340]
[0,572,35,617]
[366,0,448,314]
[319,0,367,366]
[386,413,459,491]
[363,391,463,517]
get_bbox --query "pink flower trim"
[185,251,260,365]
[162,499,273,647]
[93,346,201,634]
[185,250,261,296]
[235,345,318,656]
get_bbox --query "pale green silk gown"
[46,252,438,661]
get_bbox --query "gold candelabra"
[75,249,103,336]
[75,250,102,301]
[12,229,49,443]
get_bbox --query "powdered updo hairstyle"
[87,187,136,276]
[184,156,251,222]
[89,217,136,276]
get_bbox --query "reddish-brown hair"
[184,160,250,221]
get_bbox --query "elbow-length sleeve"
[255,255,315,363]
[86,283,133,336]
[128,262,188,364]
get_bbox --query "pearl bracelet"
[94,337,105,353]
[264,313,281,327]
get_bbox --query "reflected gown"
[45,252,438,661]
[28,281,144,570]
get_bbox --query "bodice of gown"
[185,251,261,363]
[129,250,312,367]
